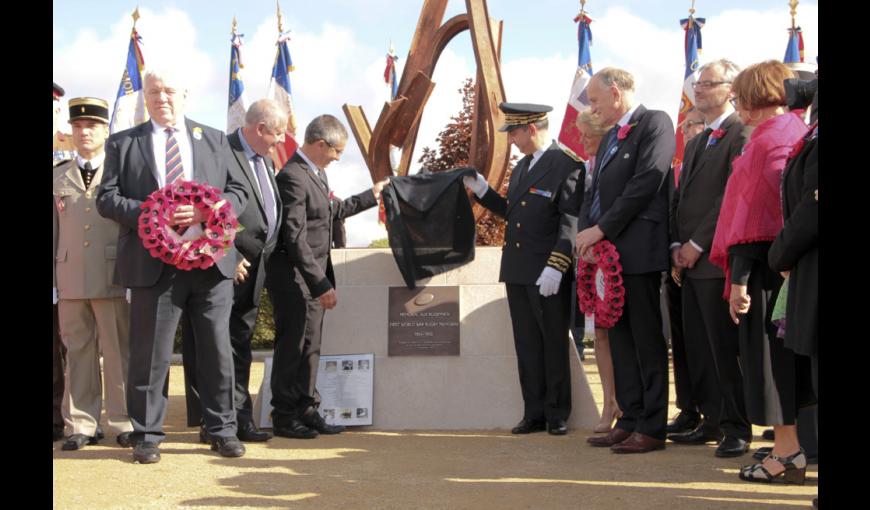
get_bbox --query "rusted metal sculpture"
[342,0,510,220]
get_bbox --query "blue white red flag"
[227,30,249,134]
[384,45,399,100]
[109,28,148,134]
[267,31,298,169]
[557,13,593,161]
[783,26,804,63]
[673,15,705,182]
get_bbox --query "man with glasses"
[266,114,388,439]
[668,59,752,458]
[181,99,287,444]
[665,106,707,439]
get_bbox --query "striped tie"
[165,128,184,185]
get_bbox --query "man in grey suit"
[97,68,249,464]
[182,99,286,443]
[668,59,752,458]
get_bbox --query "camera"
[784,77,818,111]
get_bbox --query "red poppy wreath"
[137,180,238,271]
[576,240,625,329]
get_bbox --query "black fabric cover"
[383,167,478,288]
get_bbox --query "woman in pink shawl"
[709,60,810,485]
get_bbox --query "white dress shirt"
[150,118,194,187]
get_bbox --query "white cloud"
[53,7,220,130]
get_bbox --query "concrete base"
[262,247,600,430]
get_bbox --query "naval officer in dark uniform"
[464,103,583,435]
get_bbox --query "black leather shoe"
[237,422,272,442]
[132,441,161,464]
[762,428,775,440]
[715,436,750,457]
[511,418,546,434]
[303,411,345,435]
[198,425,208,444]
[61,434,93,451]
[53,425,64,442]
[666,411,701,434]
[548,419,568,435]
[273,419,319,439]
[116,432,135,448]
[211,436,246,458]
[667,423,723,444]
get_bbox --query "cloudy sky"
[54,0,818,247]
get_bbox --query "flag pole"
[277,0,284,33]
[574,0,587,22]
[789,0,799,31]
[132,6,140,30]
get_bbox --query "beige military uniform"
[53,158,132,437]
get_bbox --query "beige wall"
[309,247,600,430]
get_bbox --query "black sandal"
[739,449,807,485]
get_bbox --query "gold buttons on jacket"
[84,207,91,213]
[516,242,520,248]
[83,241,90,247]
[521,201,526,206]
[84,225,91,231]
[516,222,521,229]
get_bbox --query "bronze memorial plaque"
[388,286,460,356]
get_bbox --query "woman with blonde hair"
[574,110,621,433]
[710,60,811,484]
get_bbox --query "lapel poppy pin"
[617,122,637,141]
[707,128,726,146]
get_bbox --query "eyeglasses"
[692,80,731,90]
[683,120,705,129]
[323,139,344,157]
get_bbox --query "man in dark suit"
[182,99,287,443]
[464,103,583,436]
[266,114,388,439]
[665,107,706,436]
[577,68,675,453]
[668,59,752,458]
[97,68,249,464]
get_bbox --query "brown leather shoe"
[587,427,631,447]
[611,432,666,454]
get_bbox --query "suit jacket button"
[521,201,526,206]
[85,207,91,213]
[516,222,521,229]
[83,241,90,247]
[516,242,520,248]
[84,225,91,231]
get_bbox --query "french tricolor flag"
[557,13,593,162]
[267,31,299,170]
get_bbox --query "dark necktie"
[701,127,714,150]
[80,161,97,189]
[165,128,184,185]
[589,127,619,223]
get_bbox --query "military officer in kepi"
[53,97,133,450]
[463,103,584,436]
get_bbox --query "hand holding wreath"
[576,240,625,329]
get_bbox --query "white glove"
[52,287,58,305]
[125,289,131,304]
[462,172,489,198]
[536,267,563,297]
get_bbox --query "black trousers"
[504,280,572,422]
[610,272,669,440]
[266,256,324,426]
[682,277,751,440]
[53,303,66,430]
[182,254,267,428]
[664,273,696,414]
[128,266,237,444]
